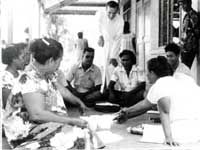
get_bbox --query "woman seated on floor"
[3,38,88,149]
[2,42,30,149]
[108,50,145,107]
[115,56,200,145]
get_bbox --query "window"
[159,0,181,46]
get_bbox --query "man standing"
[75,32,88,62]
[97,0,124,91]
[180,0,200,68]
[66,47,102,107]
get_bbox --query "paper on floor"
[140,124,165,144]
[96,130,123,144]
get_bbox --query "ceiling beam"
[70,2,106,7]
[51,9,96,15]
[44,0,78,14]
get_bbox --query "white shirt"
[66,63,102,93]
[75,38,88,51]
[97,10,124,59]
[120,33,135,53]
[147,76,200,143]
[147,76,200,121]
[111,65,145,92]
[174,62,191,77]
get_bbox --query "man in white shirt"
[97,0,124,91]
[108,50,145,107]
[75,32,88,62]
[66,47,102,107]
[165,43,191,77]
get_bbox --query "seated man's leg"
[84,91,102,107]
[125,89,145,107]
[65,86,85,107]
[108,90,126,107]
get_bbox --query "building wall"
[1,0,41,44]
[128,0,200,84]
[189,0,200,84]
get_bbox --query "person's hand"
[79,102,89,115]
[113,108,128,124]
[109,58,118,67]
[98,36,104,47]
[164,137,179,146]
[71,118,88,128]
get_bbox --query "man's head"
[106,1,119,20]
[119,50,136,70]
[182,0,192,12]
[77,32,83,39]
[165,43,180,70]
[82,47,95,68]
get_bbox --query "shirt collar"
[119,65,138,73]
[78,63,95,72]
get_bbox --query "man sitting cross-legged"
[66,47,102,107]
[108,50,145,107]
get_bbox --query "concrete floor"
[2,108,200,150]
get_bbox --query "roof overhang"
[42,0,107,15]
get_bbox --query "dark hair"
[30,37,63,65]
[83,47,95,54]
[119,50,136,64]
[123,21,130,34]
[165,43,180,56]
[183,0,192,5]
[2,43,28,65]
[147,56,173,77]
[77,32,83,38]
[106,1,119,10]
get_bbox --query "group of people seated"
[2,37,200,149]
[65,46,146,108]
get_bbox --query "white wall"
[1,0,41,44]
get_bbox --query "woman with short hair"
[2,43,30,108]
[115,56,200,145]
[3,38,88,149]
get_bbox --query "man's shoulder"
[92,64,101,72]
[113,66,124,73]
[114,14,124,24]
[176,62,191,76]
[83,38,88,42]
[178,62,190,70]
[69,63,81,71]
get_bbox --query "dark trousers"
[66,86,102,107]
[108,89,145,107]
